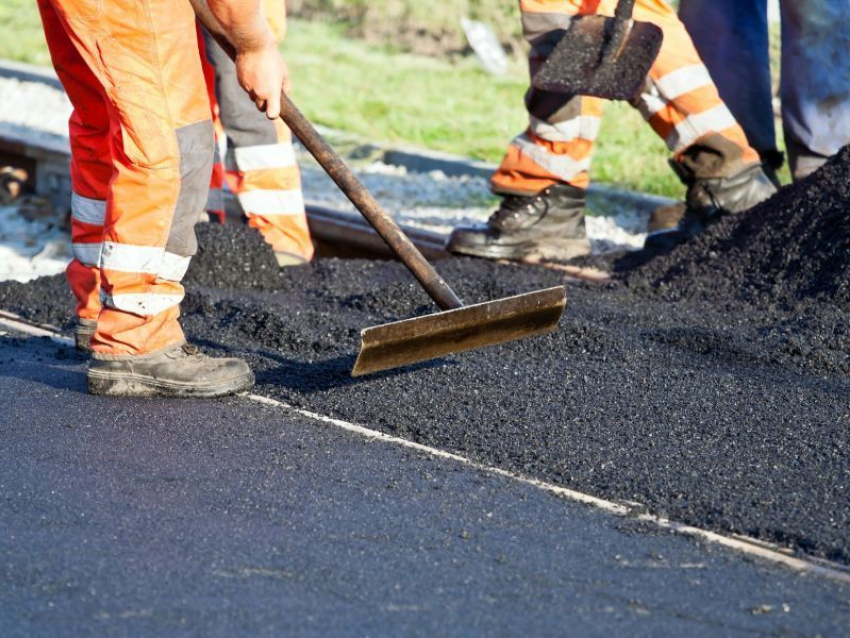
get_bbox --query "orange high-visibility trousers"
[38,0,213,356]
[493,0,761,195]
[199,0,314,261]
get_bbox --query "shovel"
[289,100,566,377]
[192,4,568,377]
[531,0,663,101]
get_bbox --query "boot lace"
[490,189,550,229]
[181,344,203,357]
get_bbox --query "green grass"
[284,21,527,164]
[0,0,52,66]
[285,20,683,197]
[0,6,784,197]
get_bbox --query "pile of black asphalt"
[624,146,850,308]
[1,149,848,565]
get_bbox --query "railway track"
[0,123,451,261]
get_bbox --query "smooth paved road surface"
[2,334,849,636]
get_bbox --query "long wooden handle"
[280,96,463,311]
[614,0,635,20]
[603,0,635,65]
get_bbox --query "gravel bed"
[0,204,69,282]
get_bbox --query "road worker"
[448,0,778,260]
[679,0,850,182]
[38,0,286,397]
[200,0,315,266]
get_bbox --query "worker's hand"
[235,39,290,120]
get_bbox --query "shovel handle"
[614,0,635,21]
[281,96,464,311]
[604,0,635,64]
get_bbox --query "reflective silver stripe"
[636,83,668,120]
[71,194,107,226]
[100,243,163,273]
[238,189,305,216]
[654,65,713,101]
[101,291,184,316]
[637,66,719,120]
[158,252,193,282]
[511,133,591,182]
[666,104,737,152]
[100,243,192,282]
[71,242,102,267]
[234,143,297,171]
[529,115,601,143]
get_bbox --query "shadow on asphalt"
[256,354,453,393]
[191,337,454,393]
[0,347,87,393]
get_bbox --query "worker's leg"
[201,29,314,264]
[678,0,779,166]
[493,0,763,194]
[779,0,850,180]
[198,27,227,224]
[496,0,765,188]
[448,1,597,261]
[622,0,776,248]
[42,0,212,357]
[625,0,761,174]
[491,1,606,196]
[39,0,252,396]
[37,0,109,350]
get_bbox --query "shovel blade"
[532,16,663,100]
[351,286,567,377]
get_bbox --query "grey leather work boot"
[88,343,254,398]
[447,183,591,261]
[645,161,777,250]
[74,318,97,353]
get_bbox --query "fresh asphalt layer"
[2,334,850,636]
[2,220,850,566]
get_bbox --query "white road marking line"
[0,313,73,345]
[244,393,850,585]
[246,392,630,515]
[2,311,849,585]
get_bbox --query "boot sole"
[448,237,591,261]
[87,369,255,398]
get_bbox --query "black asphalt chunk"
[3,336,850,635]
[186,219,281,291]
[0,273,72,329]
[1,149,849,564]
